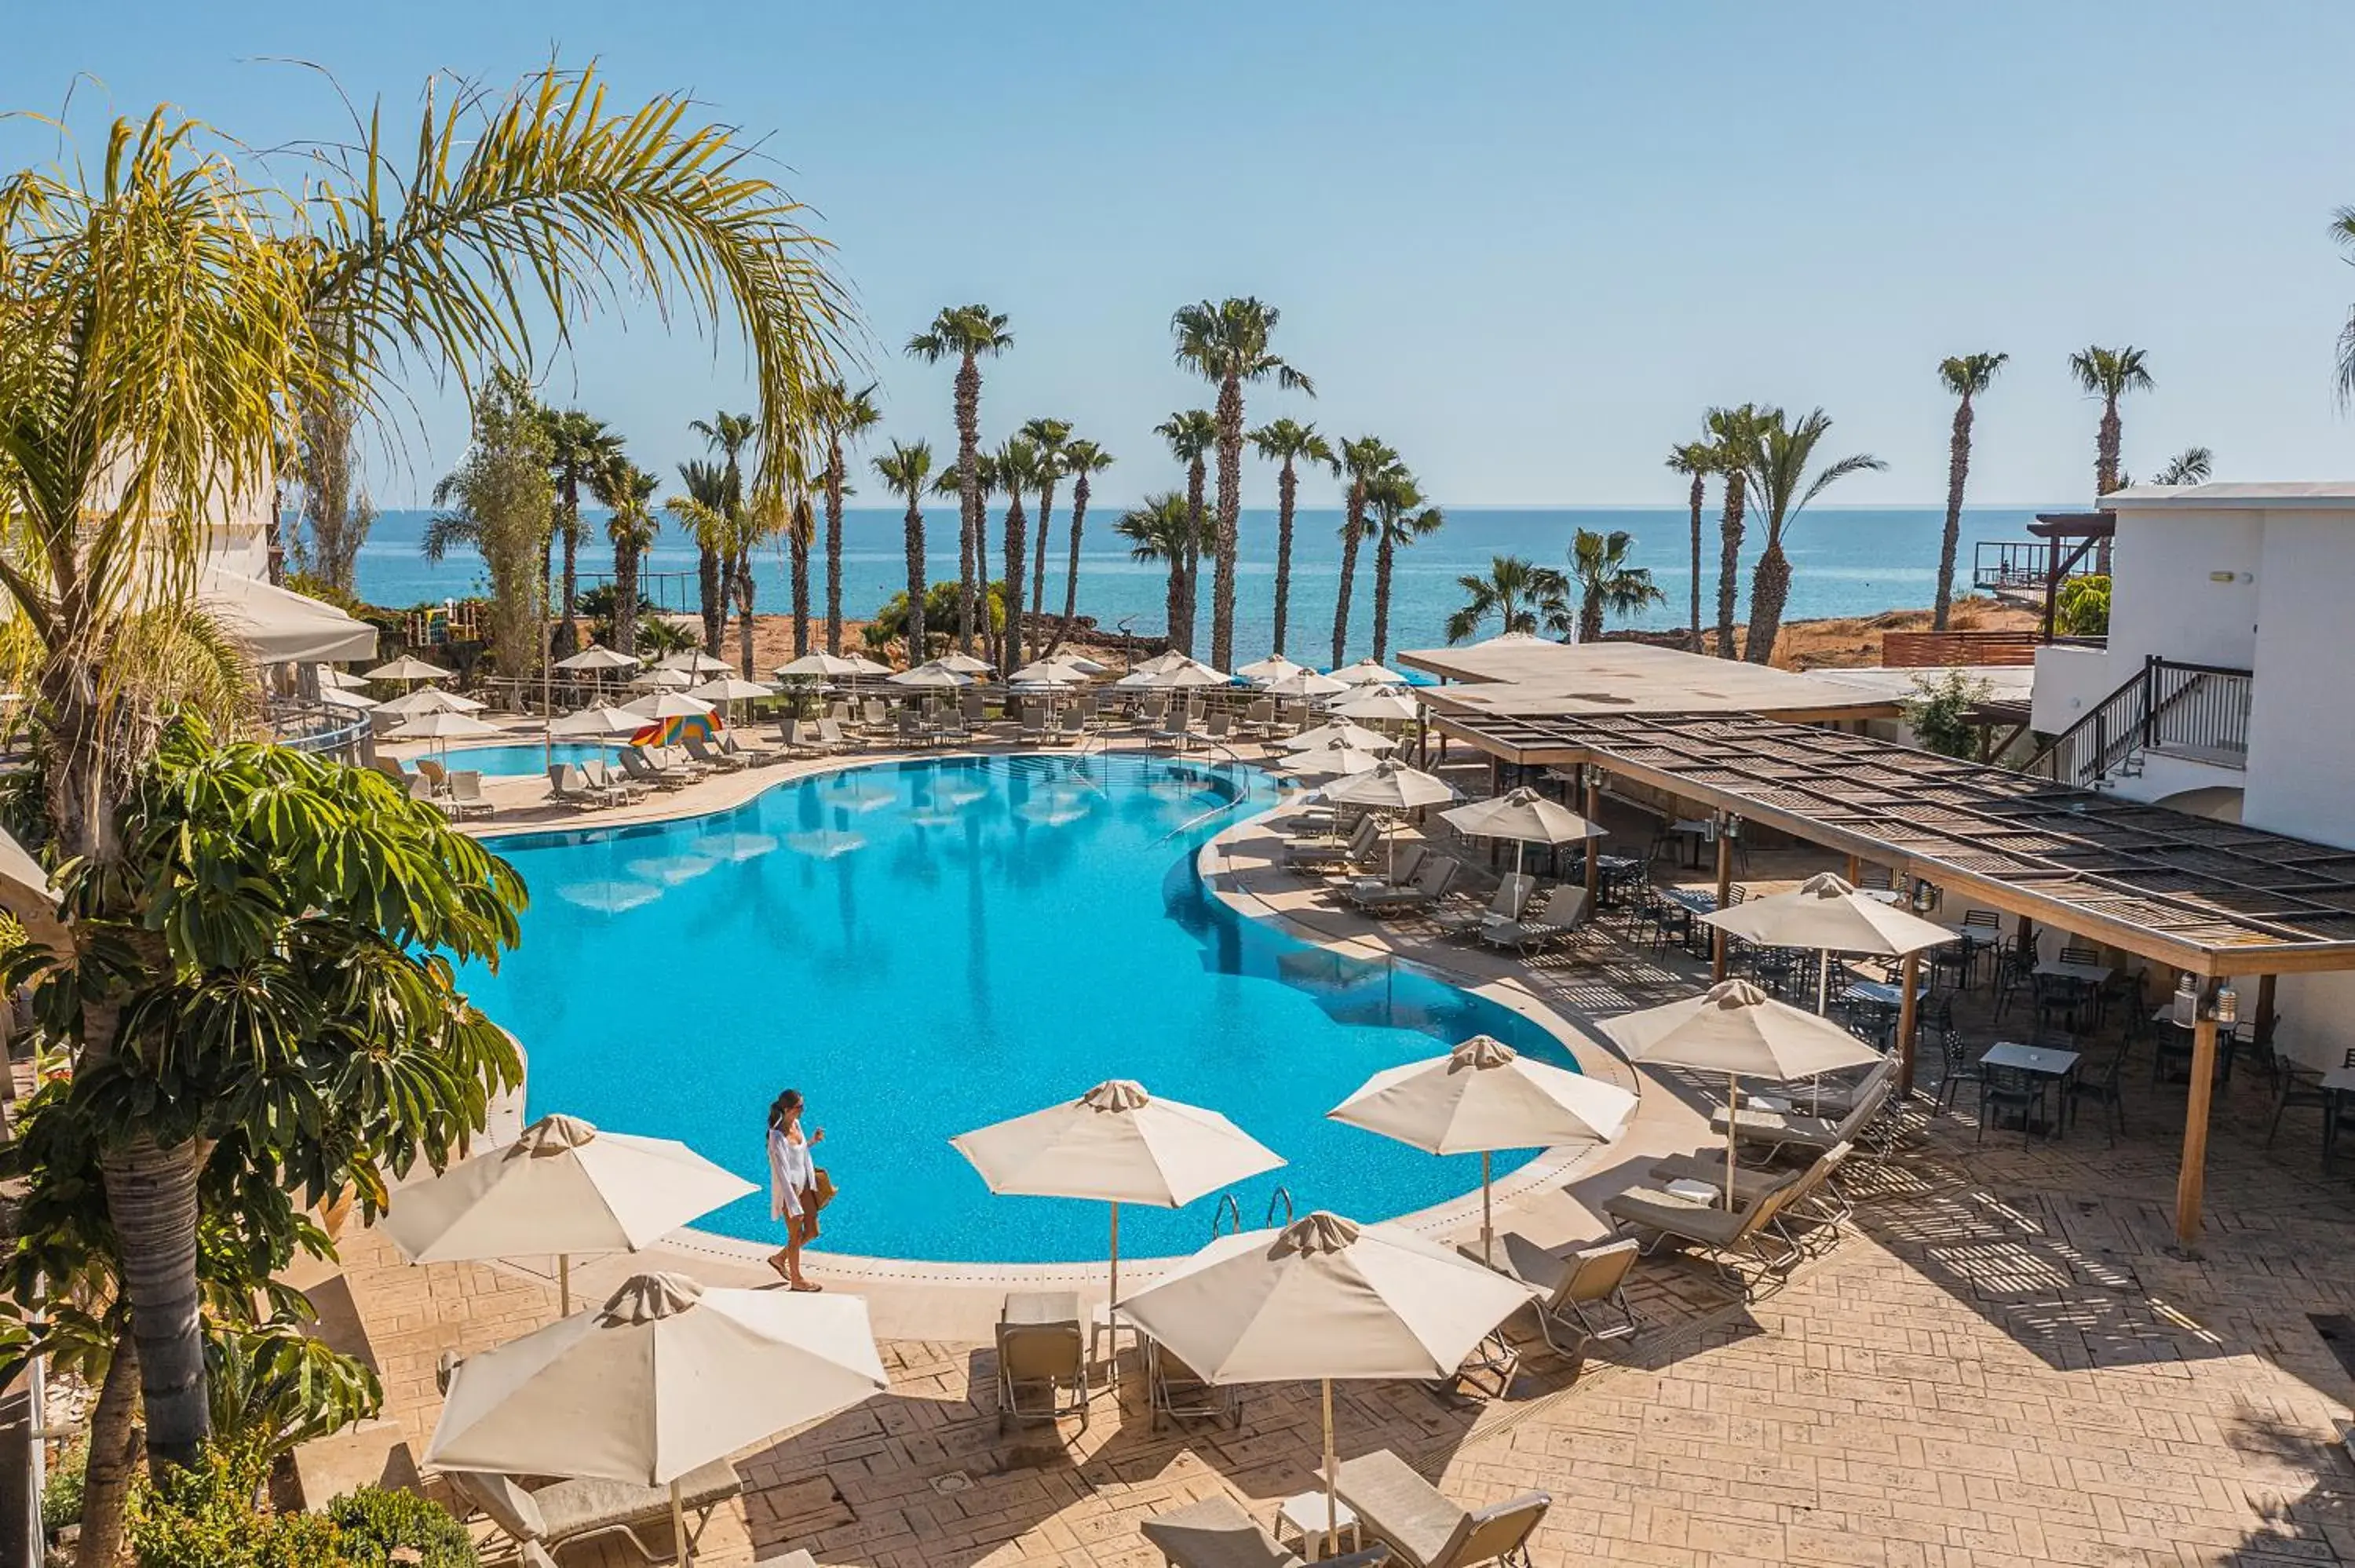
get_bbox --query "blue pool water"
[459,754,1575,1264]
[443,742,615,779]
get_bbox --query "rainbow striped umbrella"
[631,712,722,748]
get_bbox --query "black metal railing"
[1972,539,2103,595]
[2021,655,2251,787]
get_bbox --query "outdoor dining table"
[1668,819,1713,868]
[1841,979,1929,1010]
[1660,885,1718,954]
[1981,1041,2082,1136]
[2035,959,2114,986]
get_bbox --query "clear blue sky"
[11,1,2355,508]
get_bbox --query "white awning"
[199,570,378,664]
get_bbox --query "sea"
[349,505,2050,663]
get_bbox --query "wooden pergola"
[1432,708,2355,1249]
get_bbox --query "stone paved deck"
[326,738,2355,1567]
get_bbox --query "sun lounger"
[684,732,747,771]
[1330,1449,1550,1568]
[415,757,449,794]
[895,710,937,749]
[444,769,495,819]
[370,756,411,787]
[1055,709,1088,744]
[1348,855,1458,917]
[407,773,437,804]
[1284,814,1381,870]
[1601,1172,1804,1293]
[1141,1493,1392,1568]
[655,743,710,778]
[580,757,644,803]
[1480,1234,1641,1358]
[996,1291,1090,1434]
[1652,1140,1857,1255]
[1339,843,1426,902]
[546,764,600,810]
[1147,1337,1238,1431]
[717,727,775,766]
[1477,884,1588,954]
[816,716,863,752]
[448,1459,742,1566]
[1709,1078,1893,1161]
[1431,873,1534,939]
[618,746,688,790]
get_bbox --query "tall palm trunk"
[1179,457,1206,656]
[1935,392,1975,629]
[1580,587,1605,645]
[75,1336,140,1568]
[902,501,928,662]
[698,545,723,654]
[555,476,582,658]
[1210,372,1243,669]
[1272,457,1299,655]
[955,353,981,653]
[824,439,847,655]
[614,537,640,657]
[1744,542,1791,666]
[1031,475,1057,633]
[1047,473,1091,658]
[1002,490,1028,676]
[1332,483,1367,668]
[734,552,758,677]
[1685,471,1706,651]
[103,1131,208,1474]
[1163,558,1186,651]
[1714,469,1747,659]
[1371,534,1397,662]
[2096,396,2122,495]
[790,531,812,659]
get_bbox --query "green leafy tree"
[1043,438,1114,659]
[293,389,376,597]
[1664,439,1716,652]
[871,439,937,662]
[816,383,883,655]
[2068,345,2153,497]
[907,305,1013,654]
[1705,403,1760,659]
[2055,574,2111,637]
[1115,492,1198,648]
[1366,468,1444,662]
[1740,406,1886,665]
[206,1323,384,1472]
[1933,354,2007,629]
[541,410,625,658]
[589,456,661,657]
[1172,297,1313,669]
[1446,555,1568,644]
[1251,419,1336,657]
[423,370,557,680]
[1331,436,1404,667]
[1154,410,1217,657]
[1902,669,1994,760]
[1565,527,1666,642]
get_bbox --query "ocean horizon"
[349,504,2054,664]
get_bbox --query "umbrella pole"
[673,1478,690,1568]
[1725,1071,1740,1210]
[558,1254,570,1317]
[1322,1377,1339,1559]
[1481,1150,1495,1265]
[1108,1202,1120,1306]
[1816,951,1830,1016]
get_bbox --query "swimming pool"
[441,742,615,779]
[460,753,1579,1264]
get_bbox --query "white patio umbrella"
[1235,652,1310,684]
[935,651,995,675]
[1441,786,1605,877]
[385,709,504,761]
[1598,979,1881,1207]
[1330,686,1421,724]
[1134,649,1218,676]
[1261,669,1349,700]
[688,676,774,724]
[950,1079,1283,1303]
[1698,871,1955,1014]
[655,651,731,678]
[1279,719,1397,754]
[383,1113,754,1312]
[773,651,871,680]
[1006,662,1085,686]
[1329,1036,1637,1263]
[1045,651,1108,675]
[1328,760,1459,878]
[1328,657,1407,687]
[621,691,717,720]
[1119,1212,1535,1555]
[319,685,378,713]
[890,660,976,688]
[555,645,639,673]
[1281,738,1386,780]
[316,665,371,690]
[845,653,896,677]
[426,1273,885,1568]
[549,705,650,738]
[378,686,487,718]
[631,668,693,691]
[1112,663,1229,691]
[363,655,450,684]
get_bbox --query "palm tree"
[1021,418,1073,637]
[1663,439,1716,652]
[907,305,1013,654]
[0,64,848,1518]
[591,455,662,656]
[873,439,936,662]
[1367,469,1444,662]
[1172,298,1314,669]
[2153,446,2214,485]
[816,381,882,655]
[689,410,757,652]
[783,488,817,664]
[1446,554,1568,644]
[1251,418,1336,657]
[1933,354,2008,629]
[995,436,1043,673]
[1332,436,1403,667]
[542,410,625,658]
[1045,439,1115,658]
[1740,407,1888,665]
[1565,528,1667,643]
[2068,345,2153,497]
[1156,410,1218,656]
[1116,492,1197,647]
[1706,404,1759,659]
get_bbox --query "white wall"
[2240,513,2355,848]
[2030,643,2113,734]
[2106,509,2262,673]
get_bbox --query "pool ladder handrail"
[1210,1185,1295,1238]
[1264,1184,1294,1227]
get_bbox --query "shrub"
[1901,669,1992,760]
[42,1436,85,1534]
[2055,574,2110,637]
[326,1486,479,1568]
[127,1446,342,1568]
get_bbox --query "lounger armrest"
[449,1469,546,1542]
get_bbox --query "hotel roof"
[1397,640,1899,721]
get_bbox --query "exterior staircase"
[2022,655,2252,789]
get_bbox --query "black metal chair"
[1977,1063,2048,1146]
[1933,1026,1983,1115]
[2266,1065,2333,1149]
[2063,1046,2128,1146]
